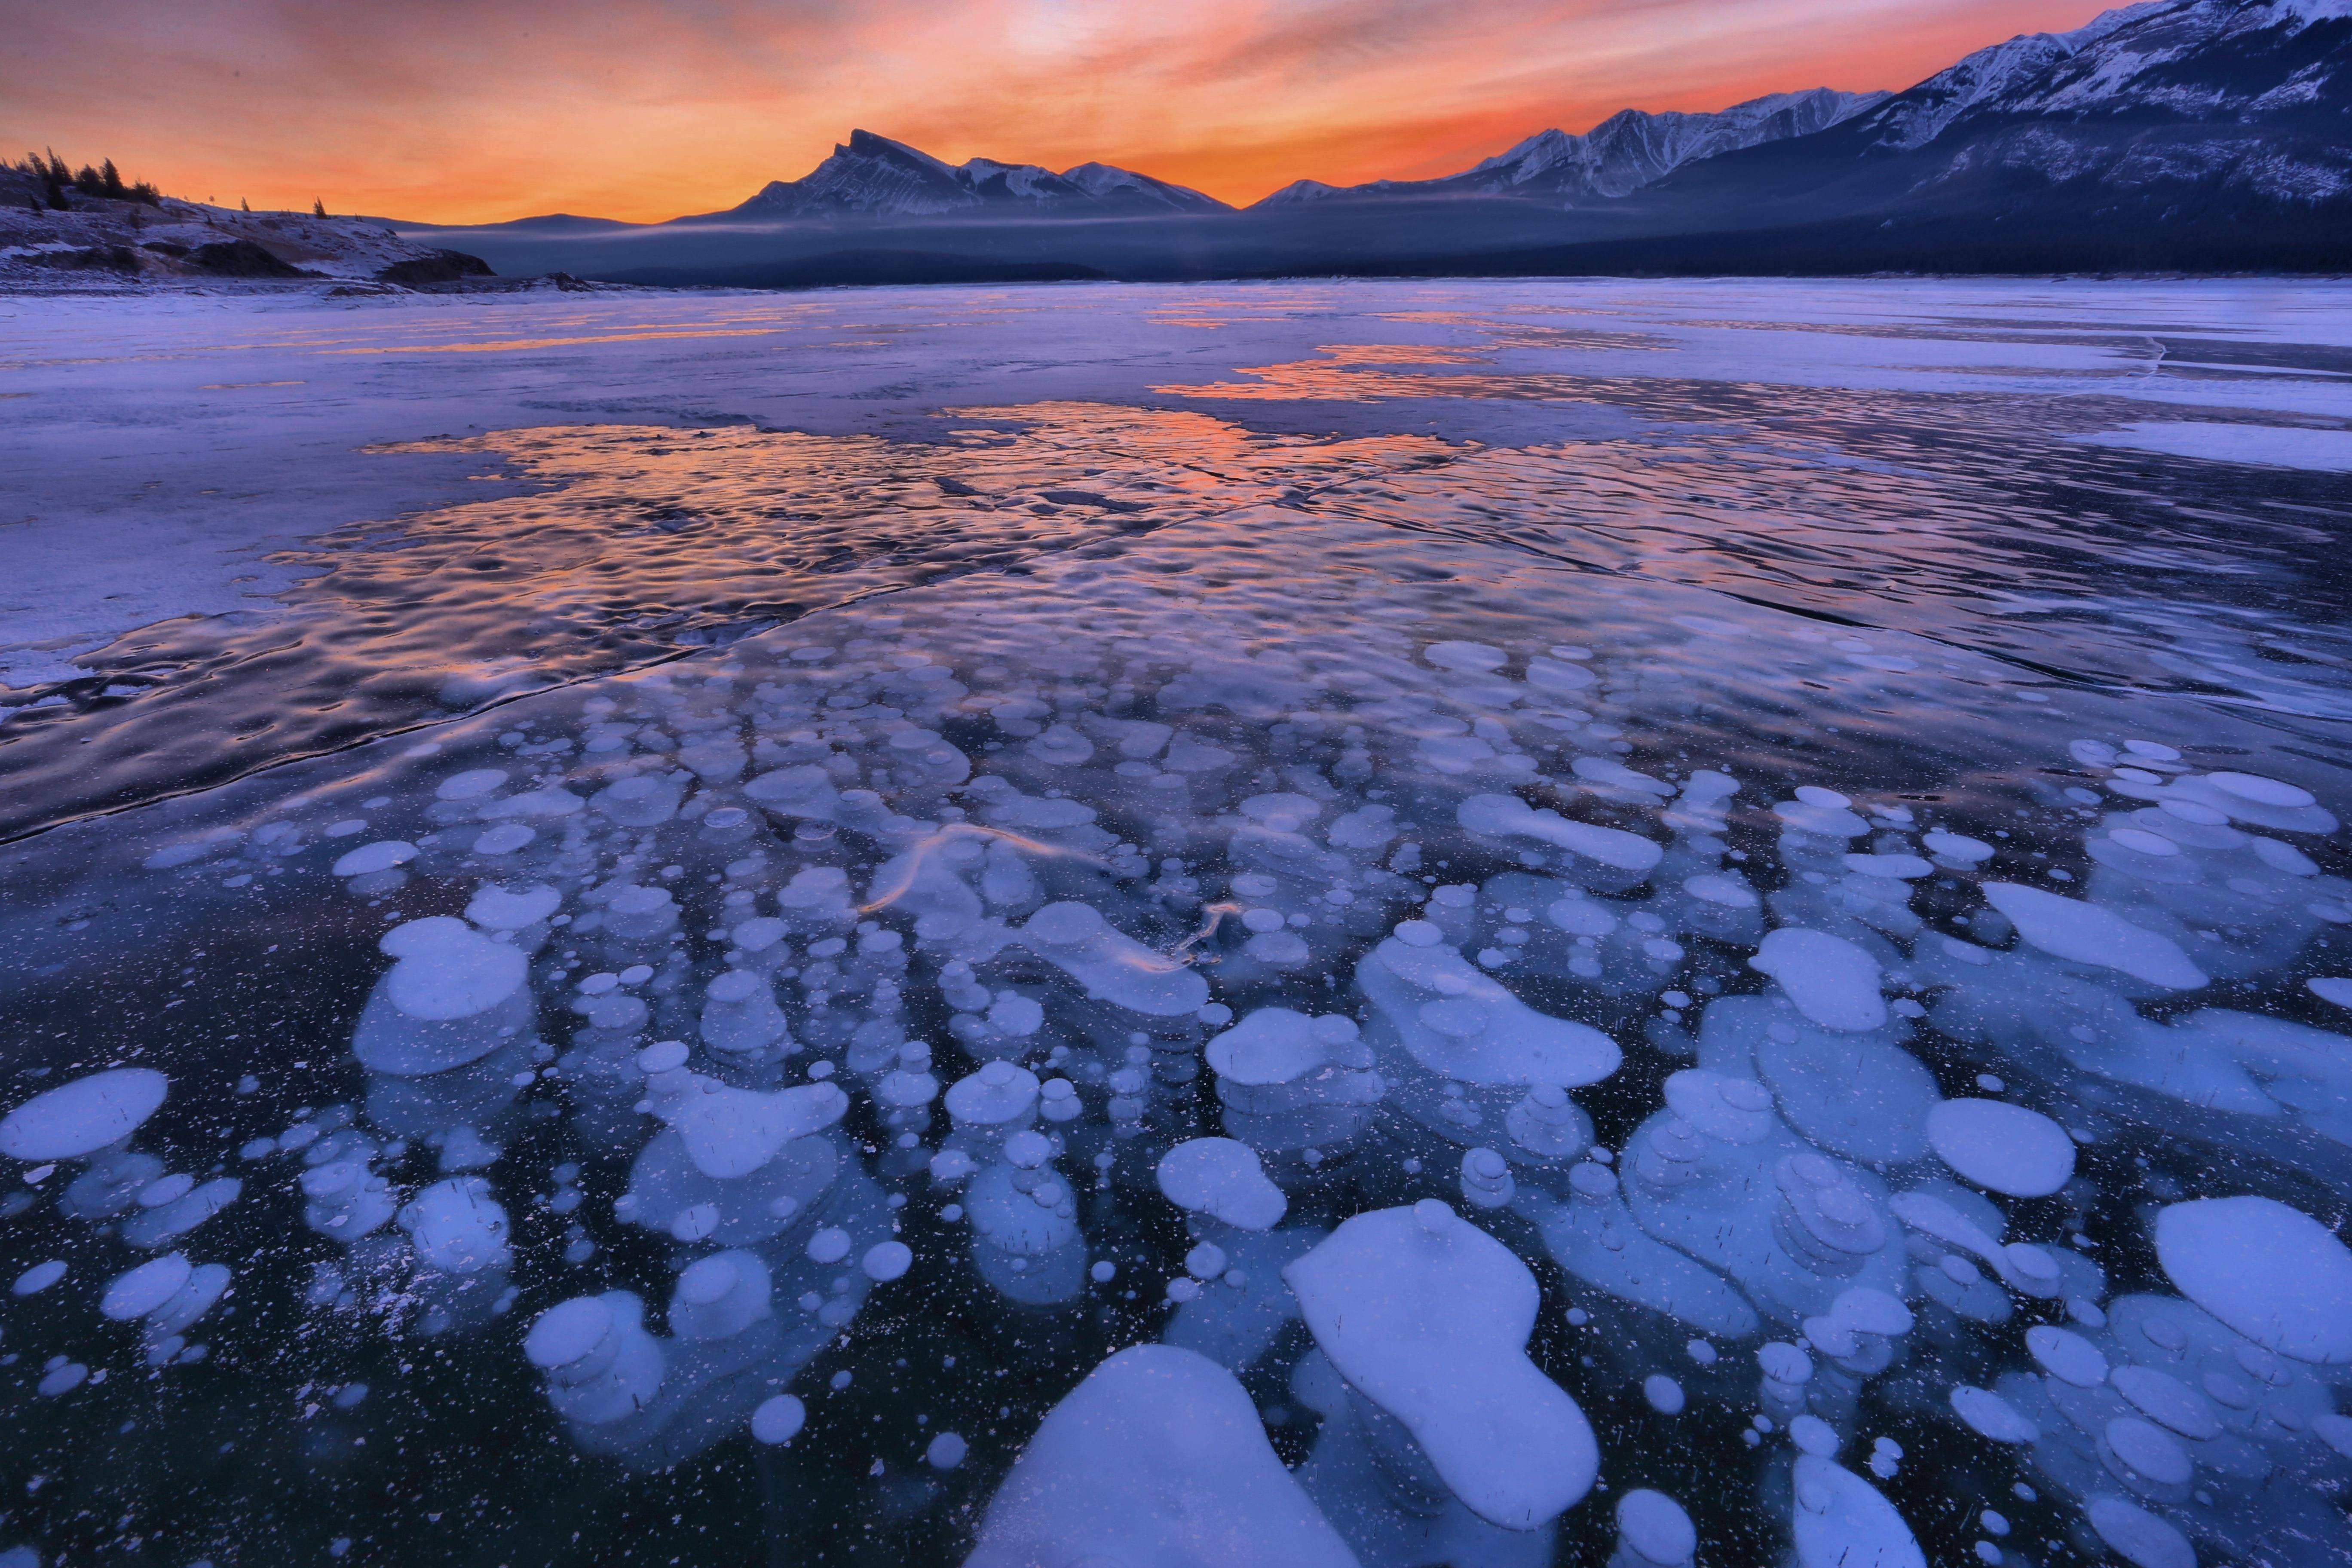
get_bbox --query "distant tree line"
[10,149,162,210]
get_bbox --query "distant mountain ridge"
[395,0,2352,279]
[1650,0,2352,222]
[1259,88,1891,207]
[695,129,1227,223]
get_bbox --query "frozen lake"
[1,276,2349,1568]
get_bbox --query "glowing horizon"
[6,0,2119,224]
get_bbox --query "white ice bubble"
[1286,1203,1597,1530]
[1155,1138,1287,1231]
[465,882,562,930]
[1788,1414,1839,1456]
[0,1069,168,1161]
[1982,883,2206,989]
[752,1394,806,1444]
[2086,1494,2196,1568]
[471,824,536,855]
[435,769,509,801]
[331,841,417,877]
[1424,641,1507,673]
[2307,977,2352,1008]
[378,918,530,1020]
[965,1344,1355,1568]
[1616,1488,1697,1566]
[925,1431,968,1470]
[2104,1415,2192,1486]
[1642,1373,1684,1414]
[12,1260,65,1295]
[100,1253,192,1319]
[1842,853,1932,880]
[1924,1099,2074,1197]
[2154,1195,2352,1363]
[862,1241,913,1282]
[1921,831,1994,864]
[1748,928,1886,1032]
[400,1178,511,1275]
[1949,1385,2038,1443]
[2025,1324,2107,1387]
[2110,1365,2220,1441]
[1791,1454,1923,1568]
[644,1072,848,1180]
[1015,903,1210,1016]
[2206,772,2315,809]
[1459,793,1663,872]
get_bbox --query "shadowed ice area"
[0,278,2348,1568]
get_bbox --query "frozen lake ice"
[1,276,2350,1567]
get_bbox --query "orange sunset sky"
[6,0,2121,223]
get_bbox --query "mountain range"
[717,129,1228,220]
[376,0,2352,278]
[1257,88,1892,207]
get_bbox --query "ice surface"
[1287,1202,1597,1529]
[8,277,2352,1566]
[965,1344,1358,1568]
[2069,423,2352,472]
[0,1069,167,1161]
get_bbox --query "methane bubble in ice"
[0,1070,168,1161]
[965,1345,1357,1568]
[2153,1196,2352,1363]
[18,506,2352,1568]
[1924,1099,2074,1197]
[1286,1200,1597,1531]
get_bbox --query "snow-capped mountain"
[1865,2,2174,149]
[1657,0,2352,219]
[697,130,1226,222]
[403,0,2347,277]
[1253,88,1888,208]
[1460,89,1891,199]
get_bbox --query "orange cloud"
[3,0,2120,222]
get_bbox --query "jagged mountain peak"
[706,132,1225,222]
[1266,86,1887,208]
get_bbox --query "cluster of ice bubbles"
[11,609,2352,1568]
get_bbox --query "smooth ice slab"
[964,1344,1358,1568]
[0,1069,168,1161]
[1285,1200,1597,1530]
[2154,1195,2352,1363]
